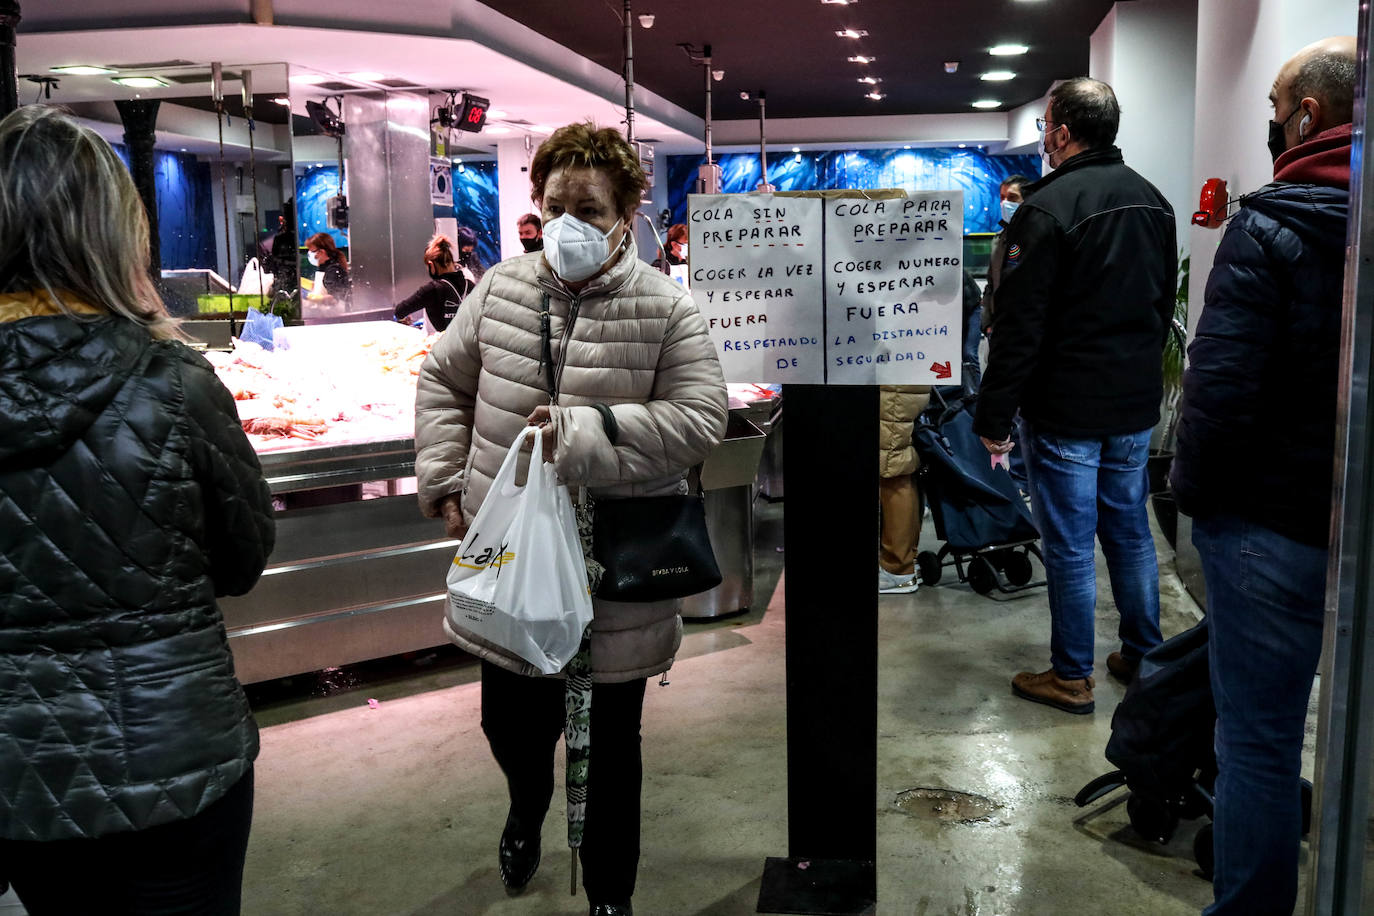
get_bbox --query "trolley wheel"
[1301,778,1313,836]
[1002,551,1034,587]
[967,556,998,595]
[1193,823,1215,881]
[916,551,943,586]
[1127,793,1180,844]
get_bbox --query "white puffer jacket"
[415,241,728,682]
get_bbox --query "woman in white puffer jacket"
[414,123,726,916]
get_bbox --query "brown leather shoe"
[1106,651,1140,685]
[1011,668,1095,714]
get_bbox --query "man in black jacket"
[1171,36,1355,916]
[975,78,1175,714]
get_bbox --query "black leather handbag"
[591,486,722,602]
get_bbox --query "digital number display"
[456,94,490,133]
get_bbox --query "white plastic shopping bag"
[237,256,273,297]
[446,427,593,674]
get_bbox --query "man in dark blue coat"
[1171,35,1355,916]
[975,78,1175,714]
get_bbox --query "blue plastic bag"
[240,306,283,350]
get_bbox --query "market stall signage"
[689,191,964,385]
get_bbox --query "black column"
[0,1,20,119]
[758,383,879,915]
[115,99,162,275]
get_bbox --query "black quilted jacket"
[0,308,275,841]
[1171,182,1348,547]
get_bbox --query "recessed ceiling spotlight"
[289,73,327,84]
[958,143,967,148]
[858,76,882,85]
[989,44,1030,56]
[865,91,885,100]
[50,65,115,76]
[982,71,1016,81]
[972,99,1002,109]
[944,61,959,74]
[791,146,801,152]
[346,71,384,81]
[836,29,869,38]
[112,76,168,89]
[903,144,911,149]
[638,13,655,27]
[847,55,876,64]
[712,69,725,81]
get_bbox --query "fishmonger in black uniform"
[393,234,475,331]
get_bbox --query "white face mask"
[1000,200,1020,225]
[543,214,623,282]
[678,242,689,259]
[308,251,323,267]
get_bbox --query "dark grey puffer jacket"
[0,305,274,841]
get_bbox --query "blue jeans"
[1020,422,1162,679]
[1193,514,1326,916]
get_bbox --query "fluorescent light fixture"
[485,126,512,134]
[847,55,876,64]
[50,65,115,76]
[858,76,882,85]
[529,125,554,134]
[112,76,168,89]
[346,71,384,81]
[865,91,885,100]
[271,96,290,106]
[972,99,1002,109]
[989,44,1029,56]
[981,70,1016,81]
[836,29,869,38]
[903,144,911,149]
[487,109,509,118]
[290,73,328,84]
[821,0,855,4]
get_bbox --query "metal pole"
[243,69,266,312]
[758,90,769,189]
[623,0,635,143]
[0,1,20,119]
[1310,1,1374,912]
[703,44,713,167]
[211,62,237,338]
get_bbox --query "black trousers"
[480,660,647,904]
[1,768,254,916]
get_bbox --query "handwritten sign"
[688,194,825,383]
[689,191,964,385]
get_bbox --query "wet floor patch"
[895,787,1003,825]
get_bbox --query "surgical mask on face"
[520,236,543,253]
[543,214,623,282]
[678,242,689,259]
[308,251,323,267]
[1000,200,1020,224]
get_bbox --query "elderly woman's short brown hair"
[530,122,647,219]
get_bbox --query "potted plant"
[1149,254,1189,548]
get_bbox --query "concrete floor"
[0,501,1318,915]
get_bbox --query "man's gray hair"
[1292,51,1358,124]
[1049,77,1121,149]
[0,106,176,338]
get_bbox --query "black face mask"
[520,237,543,253]
[1268,107,1301,163]
[427,264,440,280]
[459,249,473,266]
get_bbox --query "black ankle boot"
[498,819,540,893]
[589,903,633,916]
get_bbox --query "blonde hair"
[0,106,176,338]
[425,234,456,270]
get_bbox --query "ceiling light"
[487,109,509,118]
[49,65,115,76]
[452,157,463,163]
[958,143,966,148]
[271,96,290,106]
[290,73,328,84]
[865,91,885,100]
[712,69,725,81]
[791,146,801,152]
[821,0,855,4]
[179,147,187,152]
[857,76,882,85]
[836,29,869,38]
[982,70,1016,81]
[346,71,384,81]
[903,144,911,149]
[485,126,511,134]
[529,125,554,134]
[847,55,876,64]
[989,44,1030,56]
[944,61,959,74]
[112,76,168,89]
[972,99,1002,109]
[638,13,655,27]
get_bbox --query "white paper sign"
[688,191,965,385]
[824,191,964,385]
[688,194,826,384]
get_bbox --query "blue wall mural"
[667,148,1041,234]
[113,144,216,270]
[440,160,501,270]
[295,165,348,249]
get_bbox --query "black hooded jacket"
[974,147,1177,440]
[0,306,275,841]
[1170,181,1348,546]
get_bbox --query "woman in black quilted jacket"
[0,107,275,915]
